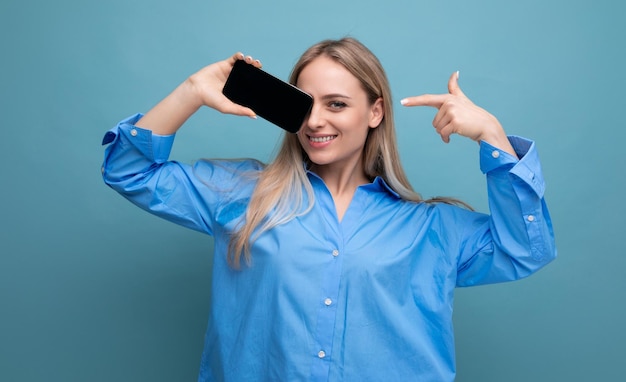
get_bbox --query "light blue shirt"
[102,114,556,382]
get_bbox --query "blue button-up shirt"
[102,114,556,382]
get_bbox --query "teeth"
[310,136,336,143]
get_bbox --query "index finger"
[227,52,245,65]
[400,94,448,108]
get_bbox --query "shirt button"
[527,215,535,222]
[130,129,138,137]
[332,250,339,257]
[318,350,326,359]
[324,298,332,306]
[491,150,500,158]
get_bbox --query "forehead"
[296,56,364,97]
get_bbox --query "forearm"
[135,79,202,135]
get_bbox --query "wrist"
[178,78,205,112]
[477,120,518,158]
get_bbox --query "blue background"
[1,0,624,380]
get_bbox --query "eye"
[328,101,347,110]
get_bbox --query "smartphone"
[222,59,313,133]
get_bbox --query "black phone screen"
[222,60,313,133]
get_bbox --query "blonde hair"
[228,37,465,268]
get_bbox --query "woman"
[102,37,556,382]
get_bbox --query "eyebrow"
[318,93,352,100]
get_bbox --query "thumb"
[219,98,257,119]
[230,104,257,119]
[448,71,467,97]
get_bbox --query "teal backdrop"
[1,0,624,380]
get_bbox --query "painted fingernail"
[400,98,408,105]
[456,70,460,80]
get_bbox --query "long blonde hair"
[228,37,463,268]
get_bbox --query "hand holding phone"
[222,60,313,133]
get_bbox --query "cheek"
[334,111,370,130]
[352,113,375,136]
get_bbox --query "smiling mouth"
[309,135,337,143]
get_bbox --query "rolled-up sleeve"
[456,136,556,287]
[101,114,215,235]
[102,113,175,175]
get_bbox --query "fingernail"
[249,114,257,119]
[239,53,244,59]
[400,98,408,105]
[456,70,460,80]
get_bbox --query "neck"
[309,158,369,222]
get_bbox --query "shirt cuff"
[102,113,175,163]
[151,132,175,163]
[480,135,545,198]
[479,137,519,174]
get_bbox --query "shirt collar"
[305,167,400,199]
[366,176,401,198]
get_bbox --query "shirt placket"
[306,175,347,382]
[309,241,344,381]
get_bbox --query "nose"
[305,102,324,130]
